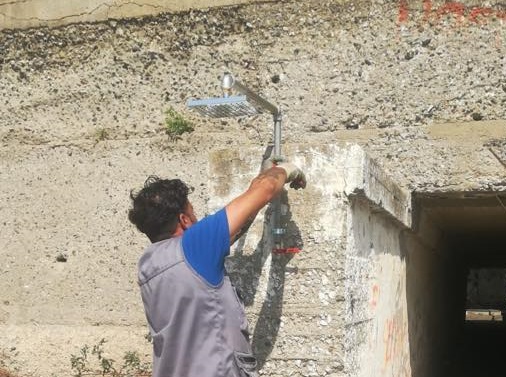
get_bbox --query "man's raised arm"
[226,162,306,240]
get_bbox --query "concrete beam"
[0,0,261,30]
[343,145,412,229]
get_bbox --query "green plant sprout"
[70,339,150,377]
[164,106,194,140]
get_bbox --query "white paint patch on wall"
[294,144,350,243]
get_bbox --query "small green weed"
[70,339,150,377]
[164,107,193,140]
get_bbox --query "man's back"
[138,237,256,377]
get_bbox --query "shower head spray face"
[187,95,262,118]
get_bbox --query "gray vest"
[138,237,257,377]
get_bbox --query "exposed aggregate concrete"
[0,0,505,376]
[1,0,505,192]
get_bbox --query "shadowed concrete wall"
[0,0,260,30]
[467,269,506,308]
[207,144,353,376]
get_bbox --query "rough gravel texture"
[1,1,505,185]
[0,0,505,376]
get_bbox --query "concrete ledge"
[0,0,260,30]
[343,145,412,229]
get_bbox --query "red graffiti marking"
[469,7,495,23]
[398,0,505,24]
[382,313,408,373]
[398,0,409,23]
[370,284,380,310]
[436,2,466,22]
[423,0,432,21]
[383,319,396,366]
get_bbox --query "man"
[128,160,306,377]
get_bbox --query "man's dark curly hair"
[128,176,191,242]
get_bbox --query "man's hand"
[276,162,307,190]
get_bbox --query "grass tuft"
[164,107,193,140]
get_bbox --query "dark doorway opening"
[410,192,506,377]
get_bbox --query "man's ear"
[179,213,190,230]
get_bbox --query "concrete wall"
[402,229,451,377]
[1,0,505,376]
[345,196,412,377]
[343,168,477,377]
[209,144,350,375]
[207,144,416,377]
[0,140,415,377]
[467,269,506,309]
[0,0,259,30]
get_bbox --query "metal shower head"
[187,72,279,119]
[187,95,261,118]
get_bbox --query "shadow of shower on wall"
[227,188,303,370]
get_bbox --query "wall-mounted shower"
[187,72,282,158]
[187,72,293,252]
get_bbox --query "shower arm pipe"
[222,73,283,157]
[222,73,280,117]
[273,112,282,158]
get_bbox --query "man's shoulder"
[138,237,183,284]
[184,208,228,239]
[181,208,230,286]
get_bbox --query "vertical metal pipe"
[273,198,283,249]
[272,112,284,249]
[218,72,285,250]
[273,113,282,158]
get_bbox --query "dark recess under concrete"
[410,192,506,377]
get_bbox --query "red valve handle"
[272,247,301,254]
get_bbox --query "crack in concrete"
[0,3,110,22]
[115,1,166,10]
[0,1,167,23]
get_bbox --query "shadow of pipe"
[226,156,303,370]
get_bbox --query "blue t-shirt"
[182,208,230,286]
